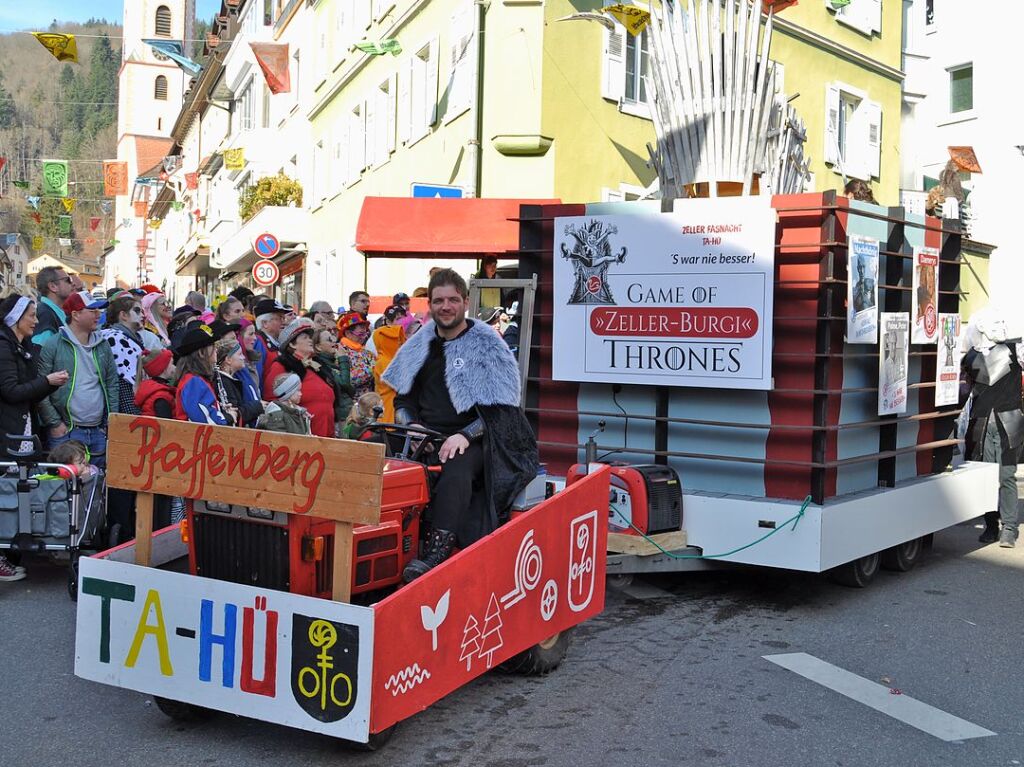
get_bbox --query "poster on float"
[912,247,940,344]
[552,198,776,390]
[935,313,963,406]
[846,235,879,344]
[878,312,909,415]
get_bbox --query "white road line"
[764,652,995,742]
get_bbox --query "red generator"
[567,463,683,536]
[184,457,430,599]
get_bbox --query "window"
[830,0,881,36]
[292,49,301,104]
[154,75,168,100]
[372,76,395,166]
[447,1,475,121]
[238,78,255,132]
[347,102,365,182]
[925,0,935,26]
[261,82,271,128]
[409,39,439,142]
[949,64,973,113]
[155,5,172,36]
[332,114,348,193]
[313,139,326,204]
[625,29,649,104]
[824,82,882,180]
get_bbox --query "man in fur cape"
[383,268,538,581]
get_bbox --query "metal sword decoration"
[645,0,810,198]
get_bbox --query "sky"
[0,0,222,31]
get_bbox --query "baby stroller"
[0,434,107,599]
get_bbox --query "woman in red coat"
[263,318,336,437]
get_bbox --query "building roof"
[132,136,174,176]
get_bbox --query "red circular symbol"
[586,275,601,294]
[252,259,280,287]
[924,305,937,336]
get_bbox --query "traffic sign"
[252,259,280,287]
[254,232,280,258]
[411,183,463,199]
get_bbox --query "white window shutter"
[863,99,882,178]
[867,0,882,32]
[349,106,365,181]
[448,3,473,118]
[365,96,376,171]
[602,23,626,102]
[426,36,440,127]
[386,73,397,153]
[397,60,411,143]
[824,83,840,165]
[357,0,371,31]
[844,100,868,181]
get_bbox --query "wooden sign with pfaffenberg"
[106,414,385,525]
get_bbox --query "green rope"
[609,495,813,560]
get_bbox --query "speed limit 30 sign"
[252,259,280,286]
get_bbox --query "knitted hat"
[142,347,173,378]
[336,310,370,335]
[279,317,315,349]
[273,372,302,401]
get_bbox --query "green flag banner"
[12,180,29,189]
[354,39,402,56]
[42,160,69,197]
[58,215,72,235]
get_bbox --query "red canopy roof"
[355,197,559,257]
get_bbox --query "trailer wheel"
[880,537,926,572]
[153,696,213,723]
[829,552,880,588]
[499,629,572,675]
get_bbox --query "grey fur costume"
[383,319,538,542]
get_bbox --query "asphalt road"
[3,519,1023,767]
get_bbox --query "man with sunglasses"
[33,266,75,346]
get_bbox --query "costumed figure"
[962,307,1024,547]
[383,269,538,581]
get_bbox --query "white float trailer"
[358,190,996,592]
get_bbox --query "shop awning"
[355,197,560,257]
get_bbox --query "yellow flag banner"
[223,147,245,170]
[32,236,43,251]
[601,4,650,35]
[149,218,163,230]
[62,197,77,213]
[31,32,78,63]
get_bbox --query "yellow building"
[308,0,903,304]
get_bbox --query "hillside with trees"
[0,20,121,269]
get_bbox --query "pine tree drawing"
[478,594,504,668]
[460,614,481,671]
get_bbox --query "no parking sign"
[253,259,280,286]
[254,232,280,258]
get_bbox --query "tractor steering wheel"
[362,422,447,463]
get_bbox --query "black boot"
[403,529,457,582]
[979,512,1000,544]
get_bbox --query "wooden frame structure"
[105,413,385,601]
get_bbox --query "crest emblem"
[561,219,627,305]
[567,511,598,612]
[291,614,360,723]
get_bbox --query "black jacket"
[215,370,264,427]
[0,324,56,446]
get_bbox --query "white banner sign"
[846,235,879,344]
[935,313,963,406]
[75,557,374,742]
[552,199,776,390]
[912,247,940,344]
[879,312,910,415]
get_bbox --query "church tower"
[106,0,196,287]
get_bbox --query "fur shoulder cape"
[382,319,520,412]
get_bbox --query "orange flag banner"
[103,161,128,196]
[134,200,148,217]
[249,42,291,94]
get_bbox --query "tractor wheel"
[153,696,213,723]
[499,629,572,675]
[829,552,881,588]
[881,536,926,572]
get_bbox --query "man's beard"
[431,309,465,330]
